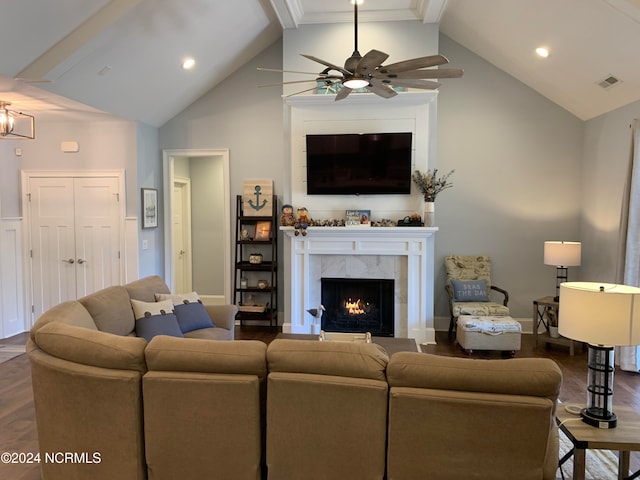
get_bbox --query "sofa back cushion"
[387,352,562,401]
[145,336,267,378]
[386,352,562,480]
[266,339,389,382]
[34,322,147,373]
[126,275,171,302]
[79,285,136,336]
[30,300,97,342]
[266,339,389,479]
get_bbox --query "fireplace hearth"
[321,278,394,337]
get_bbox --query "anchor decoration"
[242,179,273,217]
[248,185,268,212]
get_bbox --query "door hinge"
[30,249,33,258]
[31,305,35,313]
[117,251,121,259]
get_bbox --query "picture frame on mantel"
[141,188,158,229]
[345,209,371,227]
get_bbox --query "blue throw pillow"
[135,313,184,342]
[174,301,215,333]
[451,279,489,302]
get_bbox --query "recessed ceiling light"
[182,58,196,70]
[535,47,550,58]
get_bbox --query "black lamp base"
[581,407,618,429]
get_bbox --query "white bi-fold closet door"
[27,175,123,319]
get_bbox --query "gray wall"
[157,32,589,325]
[159,39,285,306]
[580,99,640,283]
[137,121,162,278]
[435,35,584,322]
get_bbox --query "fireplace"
[321,278,394,337]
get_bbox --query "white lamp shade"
[559,282,640,346]
[544,241,581,267]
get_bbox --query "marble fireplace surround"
[281,226,438,345]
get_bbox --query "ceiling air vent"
[597,74,622,89]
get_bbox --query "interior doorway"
[163,149,231,304]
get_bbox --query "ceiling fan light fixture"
[0,101,35,140]
[343,76,369,89]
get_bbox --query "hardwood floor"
[1,328,639,479]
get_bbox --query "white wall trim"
[0,218,24,338]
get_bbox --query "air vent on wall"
[597,74,622,89]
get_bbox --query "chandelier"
[0,101,35,139]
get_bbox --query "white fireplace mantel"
[281,226,438,344]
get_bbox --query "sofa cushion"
[30,300,97,342]
[125,275,171,302]
[34,321,147,372]
[145,336,267,378]
[451,279,489,302]
[173,302,215,333]
[386,352,562,400]
[79,286,136,336]
[185,327,232,341]
[135,313,184,342]
[266,339,389,382]
[155,291,200,304]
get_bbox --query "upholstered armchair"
[444,255,510,335]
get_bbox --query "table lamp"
[559,282,640,429]
[544,241,581,301]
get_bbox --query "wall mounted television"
[306,132,412,195]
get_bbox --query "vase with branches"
[412,169,454,226]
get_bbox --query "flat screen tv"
[306,132,412,195]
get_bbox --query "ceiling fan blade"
[285,85,323,98]
[335,86,353,101]
[376,78,441,90]
[373,68,463,80]
[257,67,333,76]
[378,54,449,74]
[356,49,389,75]
[301,54,351,76]
[257,77,342,88]
[366,82,397,99]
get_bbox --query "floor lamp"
[544,241,581,301]
[559,282,640,429]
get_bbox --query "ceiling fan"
[259,1,463,100]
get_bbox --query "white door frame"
[20,169,126,328]
[162,149,231,303]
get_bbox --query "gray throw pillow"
[135,313,184,342]
[451,279,489,302]
[174,302,215,333]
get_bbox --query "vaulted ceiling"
[1,0,639,127]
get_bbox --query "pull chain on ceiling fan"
[258,1,463,100]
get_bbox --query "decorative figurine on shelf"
[294,207,311,236]
[280,204,296,227]
[306,305,325,321]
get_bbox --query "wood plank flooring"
[1,328,639,479]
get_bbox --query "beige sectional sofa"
[28,276,563,480]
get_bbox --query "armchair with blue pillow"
[445,255,510,335]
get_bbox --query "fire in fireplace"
[320,278,394,337]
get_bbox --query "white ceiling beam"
[417,0,450,23]
[269,0,303,29]
[16,0,144,81]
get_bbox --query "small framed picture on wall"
[142,188,158,229]
[254,220,271,240]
